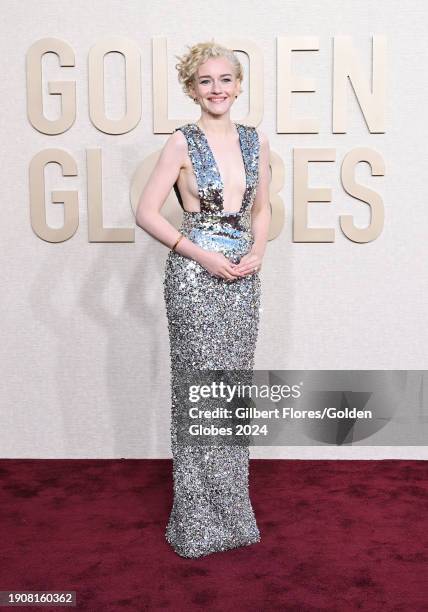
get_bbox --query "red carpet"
[0,459,427,611]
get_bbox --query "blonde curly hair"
[175,40,243,104]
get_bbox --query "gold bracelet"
[171,233,184,252]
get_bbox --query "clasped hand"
[198,250,262,282]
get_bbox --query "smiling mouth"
[209,97,227,103]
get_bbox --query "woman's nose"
[211,82,223,93]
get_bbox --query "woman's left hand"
[231,251,263,277]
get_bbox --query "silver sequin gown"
[163,122,261,558]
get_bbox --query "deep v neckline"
[192,122,247,215]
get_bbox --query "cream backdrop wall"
[1,0,426,459]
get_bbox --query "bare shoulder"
[254,127,270,157]
[254,127,269,146]
[158,127,188,166]
[164,127,188,152]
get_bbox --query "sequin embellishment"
[163,122,262,558]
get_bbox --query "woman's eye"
[199,78,232,84]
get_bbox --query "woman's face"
[190,56,241,115]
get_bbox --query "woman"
[136,41,271,558]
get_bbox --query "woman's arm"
[250,129,271,257]
[135,131,209,264]
[233,128,271,274]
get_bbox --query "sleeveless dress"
[163,122,261,558]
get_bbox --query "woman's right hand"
[196,250,241,281]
